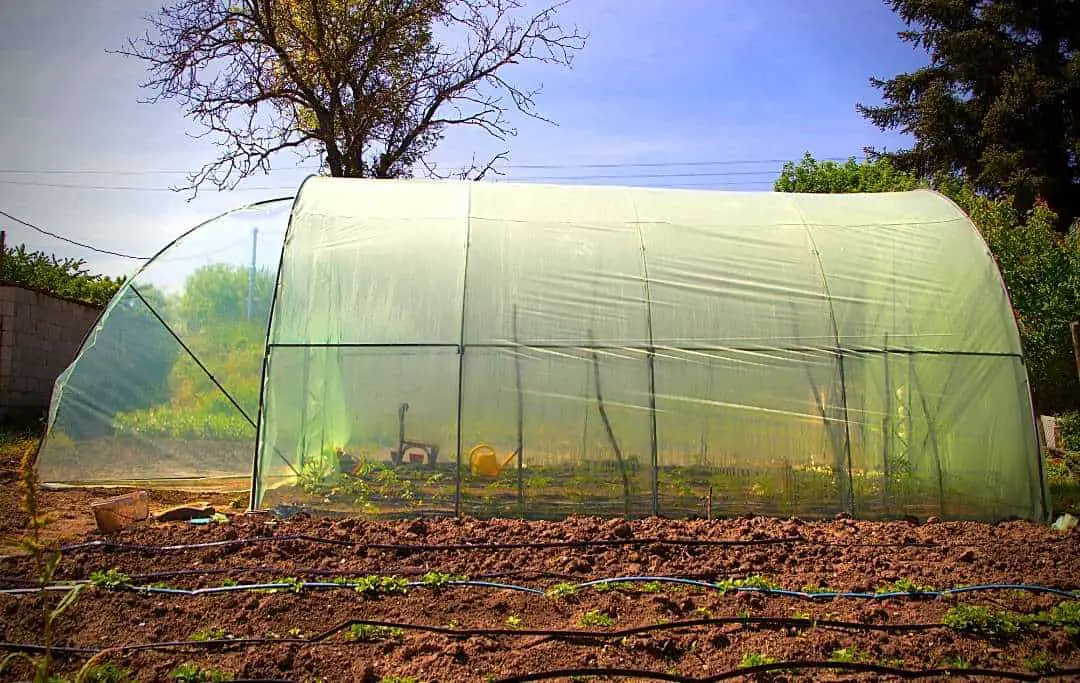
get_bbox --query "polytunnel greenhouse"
[38,178,1049,521]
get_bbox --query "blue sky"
[0,0,926,279]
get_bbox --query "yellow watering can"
[469,443,517,478]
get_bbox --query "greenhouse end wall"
[253,179,1046,522]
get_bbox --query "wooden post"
[1070,321,1080,383]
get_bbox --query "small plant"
[354,575,409,596]
[716,575,781,594]
[169,663,232,683]
[739,652,776,667]
[190,626,232,642]
[419,571,465,588]
[221,579,239,588]
[89,568,132,589]
[693,606,712,618]
[348,624,405,642]
[829,647,866,663]
[146,581,173,590]
[942,605,1024,637]
[579,610,615,627]
[800,583,833,595]
[505,615,522,628]
[379,677,419,683]
[877,577,935,594]
[82,663,134,682]
[287,627,304,638]
[940,656,970,670]
[1044,601,1080,635]
[638,581,663,593]
[546,582,579,599]
[1023,650,1057,674]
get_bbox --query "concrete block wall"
[0,285,102,420]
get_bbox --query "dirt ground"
[2,438,1079,682]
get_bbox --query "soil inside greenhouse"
[2,443,1080,682]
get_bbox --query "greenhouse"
[37,178,1048,521]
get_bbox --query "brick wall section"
[0,284,102,420]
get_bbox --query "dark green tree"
[858,0,1080,230]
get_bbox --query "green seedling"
[190,627,232,642]
[379,677,419,683]
[1023,650,1057,674]
[546,582,579,599]
[89,569,132,589]
[354,575,409,595]
[739,652,776,667]
[716,575,781,594]
[169,663,232,683]
[940,656,969,670]
[829,647,867,663]
[348,624,405,642]
[81,663,134,683]
[876,577,935,594]
[578,610,615,627]
[505,615,522,628]
[419,571,466,588]
[942,605,1024,637]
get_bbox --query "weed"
[221,579,238,588]
[0,442,84,682]
[89,568,132,590]
[505,615,522,628]
[579,610,615,627]
[348,624,405,642]
[942,605,1024,637]
[1023,650,1057,674]
[546,582,579,599]
[169,662,232,682]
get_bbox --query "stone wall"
[0,284,102,421]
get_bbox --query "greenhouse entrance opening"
[37,178,1049,522]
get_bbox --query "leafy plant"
[419,571,465,588]
[546,582,579,599]
[942,605,1024,637]
[1023,650,1057,674]
[1,241,125,306]
[739,652,776,667]
[716,575,781,594]
[81,663,134,683]
[505,615,522,628]
[829,647,867,663]
[579,610,615,628]
[190,627,232,642]
[876,578,935,594]
[379,677,419,683]
[169,663,232,683]
[354,575,409,596]
[348,624,405,642]
[89,569,132,589]
[940,656,969,670]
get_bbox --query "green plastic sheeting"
[37,178,1047,521]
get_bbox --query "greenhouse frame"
[38,178,1049,521]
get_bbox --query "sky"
[0,0,927,281]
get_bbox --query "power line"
[0,209,151,260]
[0,179,296,192]
[0,155,853,176]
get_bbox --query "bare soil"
[2,445,1079,682]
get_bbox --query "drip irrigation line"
[493,663,1080,682]
[56,533,1001,554]
[3,635,1079,682]
[2,576,1077,601]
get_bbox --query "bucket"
[91,490,150,534]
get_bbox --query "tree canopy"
[121,0,586,194]
[858,0,1080,229]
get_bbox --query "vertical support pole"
[636,225,659,517]
[513,305,525,518]
[247,227,258,321]
[837,350,855,515]
[453,206,473,519]
[881,333,891,514]
[0,230,6,278]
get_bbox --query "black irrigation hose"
[492,664,1080,682]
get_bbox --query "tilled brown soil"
[1,512,1079,682]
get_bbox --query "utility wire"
[0,209,150,260]
[0,156,851,175]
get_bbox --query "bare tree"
[118,0,586,196]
